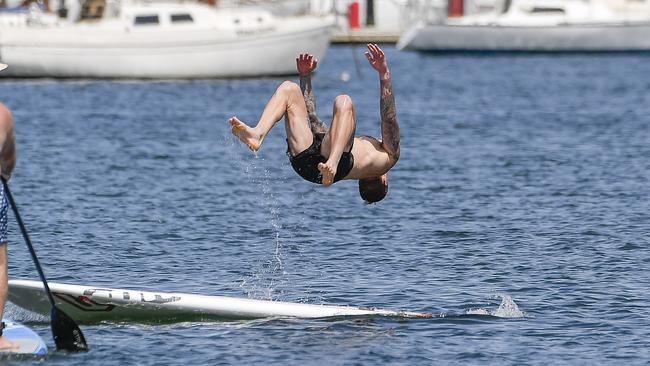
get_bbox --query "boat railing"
[404,0,446,25]
[24,2,60,26]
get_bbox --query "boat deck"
[331,27,399,44]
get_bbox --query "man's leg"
[0,244,18,351]
[318,95,356,186]
[230,81,313,155]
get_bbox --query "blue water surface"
[0,45,649,365]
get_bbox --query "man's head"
[358,174,388,203]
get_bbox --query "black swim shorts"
[287,133,354,184]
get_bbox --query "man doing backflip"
[229,44,400,203]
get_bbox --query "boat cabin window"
[134,15,159,25]
[171,14,193,23]
[530,7,565,14]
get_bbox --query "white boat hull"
[8,279,432,322]
[398,21,650,52]
[0,16,333,78]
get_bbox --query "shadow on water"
[9,293,526,326]
[14,312,526,328]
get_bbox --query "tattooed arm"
[296,54,327,135]
[364,44,400,161]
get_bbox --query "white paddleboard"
[8,279,431,323]
[0,319,47,356]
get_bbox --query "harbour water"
[0,45,649,364]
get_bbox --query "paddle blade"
[51,307,89,352]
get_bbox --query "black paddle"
[1,177,88,352]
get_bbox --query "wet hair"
[359,177,388,204]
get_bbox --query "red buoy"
[448,0,464,17]
[349,1,360,29]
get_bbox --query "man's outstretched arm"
[365,44,400,161]
[297,54,327,135]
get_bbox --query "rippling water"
[0,45,649,365]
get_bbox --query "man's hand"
[364,43,388,77]
[297,53,327,134]
[296,53,318,76]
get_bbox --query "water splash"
[466,293,525,318]
[224,130,287,300]
[5,302,49,323]
[492,294,525,318]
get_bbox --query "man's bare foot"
[0,336,20,352]
[318,162,337,187]
[229,116,261,151]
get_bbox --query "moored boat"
[397,0,650,52]
[0,1,335,78]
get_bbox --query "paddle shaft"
[1,178,56,307]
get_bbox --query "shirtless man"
[0,63,18,351]
[229,44,400,203]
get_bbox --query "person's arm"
[296,54,327,135]
[0,104,16,181]
[364,44,400,161]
